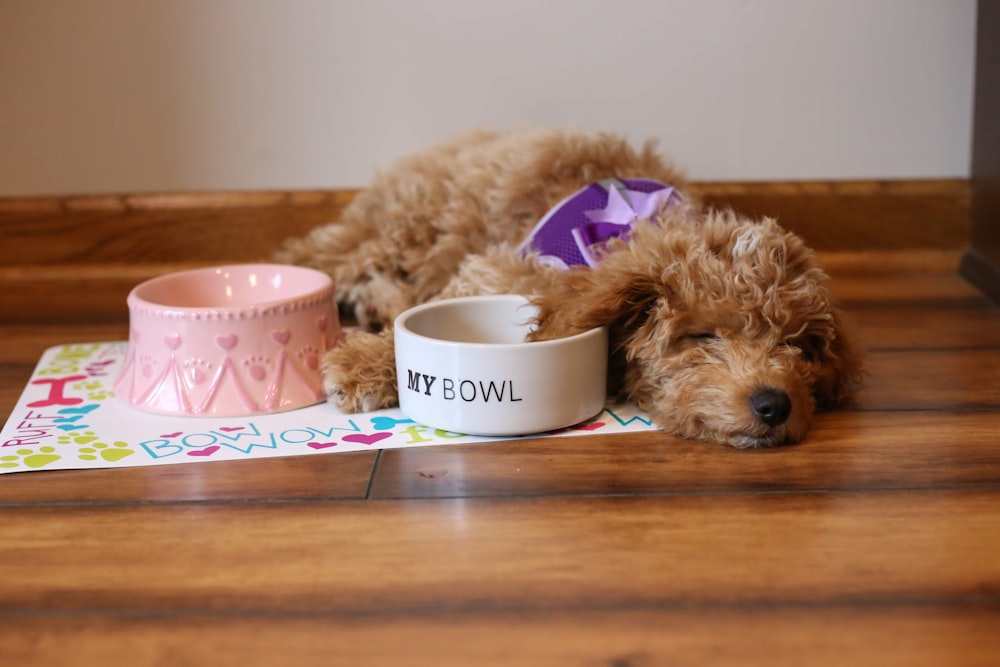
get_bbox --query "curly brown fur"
[276,129,682,329]
[277,129,862,447]
[529,207,862,447]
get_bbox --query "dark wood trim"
[0,178,974,323]
[960,247,1000,303]
[0,179,971,266]
[0,190,357,266]
[962,0,1000,304]
[697,180,969,252]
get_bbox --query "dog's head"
[530,208,862,448]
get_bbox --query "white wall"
[0,0,978,196]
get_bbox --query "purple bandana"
[519,178,679,268]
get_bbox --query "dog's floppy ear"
[529,264,664,342]
[528,215,684,344]
[529,261,669,398]
[806,308,865,409]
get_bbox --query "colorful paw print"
[78,440,134,463]
[71,380,112,401]
[56,432,135,463]
[58,431,100,446]
[0,446,61,469]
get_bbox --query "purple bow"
[572,183,676,266]
[519,178,678,269]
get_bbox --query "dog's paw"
[321,331,399,412]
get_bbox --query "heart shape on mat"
[218,427,243,433]
[307,441,338,450]
[342,432,392,446]
[160,432,182,439]
[572,421,605,431]
[187,446,220,457]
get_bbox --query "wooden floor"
[1,250,998,665]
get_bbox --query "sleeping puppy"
[276,129,862,447]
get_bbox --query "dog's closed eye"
[681,332,720,343]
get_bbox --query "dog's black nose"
[750,388,792,427]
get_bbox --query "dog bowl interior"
[394,295,607,436]
[116,264,339,418]
[132,264,331,311]
[400,297,536,344]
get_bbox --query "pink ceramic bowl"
[115,264,340,417]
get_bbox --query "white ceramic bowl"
[394,295,608,436]
[115,264,340,417]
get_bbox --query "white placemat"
[1,342,658,474]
